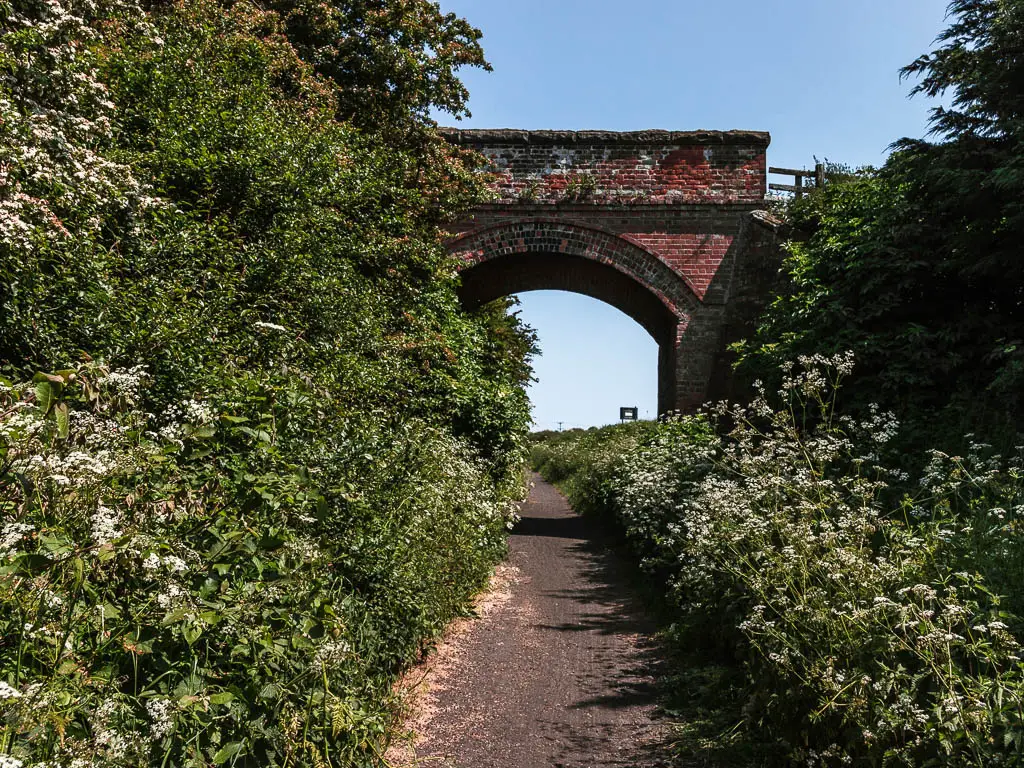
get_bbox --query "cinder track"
[412,474,670,768]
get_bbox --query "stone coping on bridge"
[439,128,771,146]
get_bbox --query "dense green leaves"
[901,0,1024,141]
[262,0,491,132]
[0,0,533,765]
[687,6,1024,758]
[736,1,1024,447]
[533,365,1024,766]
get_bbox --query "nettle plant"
[597,354,1024,765]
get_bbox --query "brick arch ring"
[448,219,699,339]
[447,219,715,414]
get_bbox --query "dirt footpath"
[400,474,671,768]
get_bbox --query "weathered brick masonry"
[442,128,781,413]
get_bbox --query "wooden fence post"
[768,164,825,199]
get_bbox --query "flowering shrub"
[0,0,164,365]
[533,355,1024,766]
[0,1,536,762]
[0,363,518,766]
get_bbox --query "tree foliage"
[0,0,534,765]
[736,0,1024,445]
[901,0,1024,141]
[262,0,491,131]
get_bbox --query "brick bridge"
[442,129,782,413]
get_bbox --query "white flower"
[314,638,351,667]
[91,699,129,757]
[0,523,33,557]
[102,365,149,404]
[90,505,122,545]
[0,680,22,700]
[156,582,188,609]
[178,399,214,425]
[145,697,175,739]
[144,552,187,573]
[158,423,184,447]
[254,321,287,332]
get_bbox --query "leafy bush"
[0,1,534,766]
[529,423,659,507]
[734,0,1024,448]
[534,355,1024,766]
[1,363,517,766]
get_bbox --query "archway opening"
[458,251,680,345]
[512,290,659,430]
[458,250,683,416]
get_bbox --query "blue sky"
[434,0,951,431]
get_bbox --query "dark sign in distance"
[619,407,638,421]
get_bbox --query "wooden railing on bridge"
[768,163,825,198]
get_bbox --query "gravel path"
[411,473,671,768]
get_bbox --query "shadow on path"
[413,474,673,768]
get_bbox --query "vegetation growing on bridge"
[0,1,534,766]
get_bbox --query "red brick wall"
[441,129,768,205]
[450,205,753,304]
[442,128,776,411]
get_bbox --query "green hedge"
[0,1,532,766]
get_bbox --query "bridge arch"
[442,128,779,414]
[449,220,713,414]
